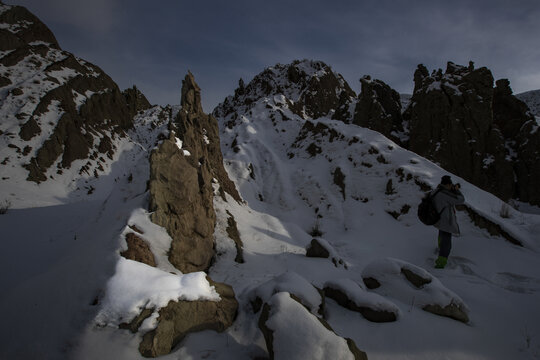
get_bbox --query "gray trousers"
[438,230,452,258]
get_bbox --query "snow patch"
[95,258,220,328]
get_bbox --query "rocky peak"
[180,71,204,114]
[214,59,356,121]
[149,72,240,273]
[404,60,540,205]
[353,75,405,145]
[123,85,151,115]
[0,2,60,51]
[405,61,515,201]
[0,2,142,186]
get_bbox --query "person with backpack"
[431,175,465,269]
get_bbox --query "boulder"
[258,292,367,360]
[139,279,238,357]
[249,272,324,315]
[323,279,399,323]
[362,258,470,323]
[305,238,347,269]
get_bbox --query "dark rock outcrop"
[123,85,152,115]
[149,73,240,273]
[404,62,515,202]
[493,79,540,205]
[139,280,238,358]
[403,61,540,205]
[353,76,405,144]
[323,285,397,323]
[214,60,356,122]
[306,238,330,258]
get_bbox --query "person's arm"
[444,186,464,205]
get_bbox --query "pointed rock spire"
[180,71,203,114]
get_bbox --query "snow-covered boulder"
[362,258,470,323]
[258,292,367,360]
[138,278,238,357]
[323,278,399,323]
[306,238,347,268]
[249,271,324,315]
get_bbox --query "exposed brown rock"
[138,279,238,358]
[149,73,240,273]
[226,210,244,263]
[119,307,154,333]
[120,233,156,267]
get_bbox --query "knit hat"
[441,175,453,185]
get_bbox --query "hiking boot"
[435,256,447,269]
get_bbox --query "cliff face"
[0,2,141,183]
[149,72,240,274]
[353,75,405,145]
[401,61,540,205]
[403,62,515,201]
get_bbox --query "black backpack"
[417,189,442,225]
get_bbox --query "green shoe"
[435,256,447,269]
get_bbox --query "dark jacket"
[432,185,465,235]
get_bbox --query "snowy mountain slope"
[517,89,540,119]
[205,62,540,359]
[0,2,143,208]
[0,105,174,359]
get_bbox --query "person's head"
[441,175,453,189]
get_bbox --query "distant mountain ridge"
[516,89,540,118]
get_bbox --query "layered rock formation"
[353,75,405,145]
[149,72,240,273]
[493,79,540,205]
[0,2,141,183]
[403,62,540,205]
[214,59,356,122]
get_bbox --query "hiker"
[432,175,465,269]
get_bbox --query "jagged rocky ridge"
[214,59,356,122]
[0,2,150,184]
[222,59,540,206]
[404,62,540,205]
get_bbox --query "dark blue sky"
[10,0,540,112]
